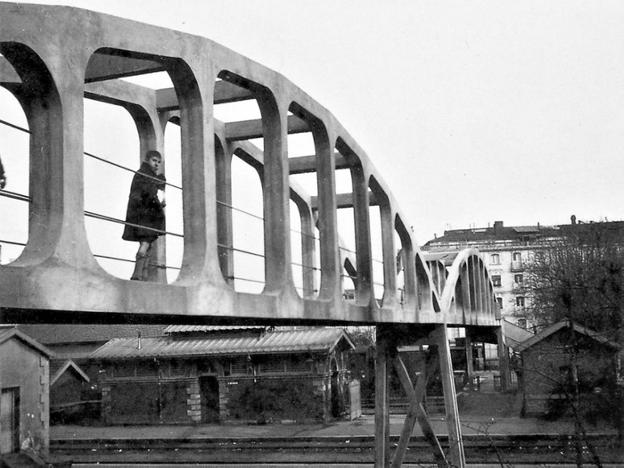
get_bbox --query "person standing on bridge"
[122,150,166,281]
[0,155,6,189]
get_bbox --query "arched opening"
[335,138,362,302]
[163,118,183,283]
[335,137,368,300]
[231,150,265,293]
[83,48,193,283]
[214,71,280,293]
[83,99,141,279]
[0,86,29,264]
[368,177,388,307]
[287,102,333,299]
[0,43,63,266]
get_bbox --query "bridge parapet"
[0,3,498,327]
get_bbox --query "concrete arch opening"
[0,85,29,265]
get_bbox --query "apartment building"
[422,217,624,329]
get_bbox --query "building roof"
[0,325,55,357]
[502,319,534,350]
[164,325,266,334]
[50,359,90,386]
[90,327,355,360]
[516,320,620,353]
[425,219,624,247]
[16,324,167,345]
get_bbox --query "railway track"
[50,433,622,465]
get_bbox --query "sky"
[2,1,624,287]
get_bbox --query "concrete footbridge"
[0,4,507,467]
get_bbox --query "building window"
[517,318,527,329]
[496,297,503,309]
[492,275,501,287]
[490,254,500,265]
[516,296,525,307]
[512,252,522,261]
[514,274,523,284]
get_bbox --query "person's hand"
[0,177,5,189]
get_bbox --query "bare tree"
[523,224,624,467]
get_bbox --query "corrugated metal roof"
[17,324,166,344]
[91,328,353,360]
[164,325,266,334]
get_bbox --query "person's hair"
[145,150,162,161]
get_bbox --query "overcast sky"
[6,0,624,246]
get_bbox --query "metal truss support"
[374,331,391,468]
[391,346,447,468]
[434,323,465,468]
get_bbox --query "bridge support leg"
[464,330,475,390]
[391,347,446,468]
[496,326,511,391]
[374,330,390,468]
[434,324,465,468]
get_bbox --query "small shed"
[49,359,91,424]
[0,326,53,456]
[90,326,356,425]
[517,320,621,416]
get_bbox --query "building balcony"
[511,260,524,272]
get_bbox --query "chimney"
[570,214,577,225]
[493,220,504,233]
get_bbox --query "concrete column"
[351,166,373,307]
[216,138,234,284]
[395,219,417,311]
[379,202,398,309]
[6,43,96,270]
[258,94,293,294]
[147,58,218,285]
[314,126,341,301]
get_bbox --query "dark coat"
[122,162,166,243]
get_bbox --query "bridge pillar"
[464,329,475,390]
[374,327,391,468]
[496,326,511,391]
[434,324,465,468]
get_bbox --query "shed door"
[0,388,19,454]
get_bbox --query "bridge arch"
[439,248,498,323]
